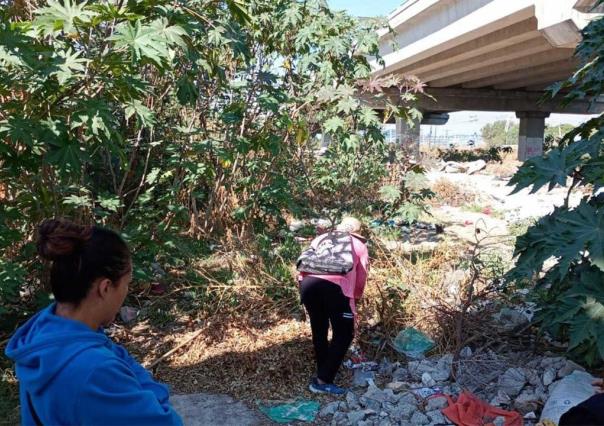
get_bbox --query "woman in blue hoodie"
[5,219,183,426]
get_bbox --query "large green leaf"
[34,0,95,36]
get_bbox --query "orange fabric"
[442,392,523,426]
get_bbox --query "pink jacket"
[299,234,369,314]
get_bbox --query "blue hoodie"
[5,304,183,426]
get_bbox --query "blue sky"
[327,0,404,17]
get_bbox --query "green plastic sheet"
[258,400,320,424]
[393,327,435,359]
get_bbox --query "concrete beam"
[429,48,575,87]
[574,0,604,12]
[495,70,575,90]
[462,58,577,88]
[517,111,549,160]
[373,0,535,77]
[361,87,604,114]
[394,18,539,77]
[419,37,553,83]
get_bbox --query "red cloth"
[442,392,523,426]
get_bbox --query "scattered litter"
[344,360,379,371]
[119,306,138,323]
[540,370,596,425]
[410,386,443,399]
[150,282,167,295]
[392,327,435,359]
[258,400,320,424]
[442,392,523,426]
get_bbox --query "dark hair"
[36,219,131,304]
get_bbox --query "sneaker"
[309,378,346,395]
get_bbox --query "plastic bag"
[540,370,596,425]
[258,400,320,424]
[392,328,435,359]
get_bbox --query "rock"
[385,381,407,392]
[391,367,408,381]
[333,412,347,424]
[119,306,138,323]
[422,372,436,387]
[542,369,556,387]
[353,369,376,387]
[540,356,566,371]
[410,411,430,425]
[151,262,167,277]
[433,354,453,381]
[426,409,447,425]
[170,393,262,426]
[348,410,366,424]
[493,416,506,426]
[498,368,527,397]
[467,159,487,175]
[444,162,468,173]
[558,360,585,378]
[525,369,541,387]
[426,396,448,411]
[534,384,548,403]
[320,402,341,418]
[490,390,512,407]
[493,308,529,331]
[359,396,382,412]
[514,389,540,415]
[379,358,396,376]
[347,392,361,410]
[459,346,473,359]
[288,219,305,232]
[389,401,417,419]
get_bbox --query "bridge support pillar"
[516,112,550,161]
[395,117,420,158]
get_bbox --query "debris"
[319,401,340,418]
[119,306,138,323]
[540,371,596,425]
[150,282,167,295]
[410,411,430,425]
[353,369,376,387]
[542,369,556,387]
[410,386,443,399]
[467,159,487,175]
[422,372,437,387]
[426,396,448,411]
[258,400,320,424]
[347,410,366,424]
[498,368,527,398]
[557,360,585,378]
[392,328,435,359]
[493,308,530,331]
[514,389,540,415]
[442,392,523,426]
[346,392,361,410]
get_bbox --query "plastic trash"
[392,327,435,359]
[410,386,443,399]
[540,370,596,425]
[258,400,320,424]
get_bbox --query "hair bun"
[36,219,93,261]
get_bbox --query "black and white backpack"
[296,231,354,275]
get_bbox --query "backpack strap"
[27,392,43,426]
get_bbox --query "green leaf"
[34,0,96,36]
[52,47,88,85]
[324,116,345,133]
[124,99,155,127]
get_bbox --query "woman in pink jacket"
[299,217,369,395]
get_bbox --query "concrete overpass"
[368,0,604,160]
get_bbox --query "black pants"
[559,394,604,426]
[300,276,354,384]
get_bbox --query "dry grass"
[485,153,520,179]
[430,178,478,207]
